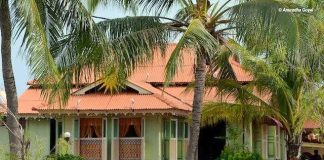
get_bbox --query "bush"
[217,147,263,160]
[46,154,84,160]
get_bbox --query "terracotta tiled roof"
[304,120,321,129]
[130,44,252,83]
[160,87,236,105]
[229,57,253,82]
[19,89,46,114]
[129,44,195,83]
[18,88,191,114]
[18,44,253,115]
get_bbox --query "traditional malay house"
[0,44,288,160]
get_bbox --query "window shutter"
[253,125,262,154]
[74,119,79,138]
[267,126,276,159]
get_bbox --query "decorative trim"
[27,109,190,117]
[73,81,102,95]
[72,80,152,95]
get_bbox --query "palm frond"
[208,45,237,80]
[175,3,196,23]
[230,0,312,54]
[164,19,219,85]
[12,0,60,87]
[128,0,181,15]
[51,15,177,104]
[202,102,279,126]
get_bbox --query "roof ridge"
[127,80,191,111]
[156,87,192,106]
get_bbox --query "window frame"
[112,118,119,139]
[170,119,177,140]
[184,122,189,139]
[74,118,80,139]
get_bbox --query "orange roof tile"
[18,88,191,115]
[160,87,236,105]
[229,58,253,82]
[130,45,252,83]
[19,44,253,115]
[304,120,321,129]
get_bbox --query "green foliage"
[218,147,263,160]
[218,126,263,160]
[46,154,84,160]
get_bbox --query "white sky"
[0,1,234,95]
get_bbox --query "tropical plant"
[40,1,318,159]
[218,147,263,160]
[0,0,23,158]
[202,8,323,157]
[3,0,318,160]
[46,154,84,160]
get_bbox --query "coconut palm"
[0,0,22,158]
[1,0,176,158]
[0,0,65,158]
[202,18,324,158]
[3,0,316,159]
[46,0,317,159]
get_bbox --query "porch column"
[145,116,162,159]
[244,121,253,151]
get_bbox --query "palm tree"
[0,0,90,158]
[201,15,323,157]
[0,0,172,158]
[46,1,315,159]
[0,0,22,158]
[3,0,314,159]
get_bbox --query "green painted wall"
[145,116,162,160]
[0,126,9,159]
[26,119,51,159]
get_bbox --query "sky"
[0,6,133,95]
[0,1,233,95]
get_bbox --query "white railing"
[119,137,144,160]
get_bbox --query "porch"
[73,117,145,160]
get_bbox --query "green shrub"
[46,154,84,160]
[217,147,263,160]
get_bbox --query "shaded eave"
[30,108,190,117]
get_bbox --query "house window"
[113,119,118,138]
[162,119,171,160]
[184,122,189,139]
[163,119,170,139]
[119,118,141,137]
[57,121,63,138]
[19,118,26,129]
[253,124,262,155]
[103,119,106,138]
[178,121,184,139]
[171,120,177,138]
[80,118,102,138]
[74,119,79,138]
[267,126,276,159]
[280,130,287,160]
[276,127,281,159]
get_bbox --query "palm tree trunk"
[186,55,206,160]
[287,134,302,160]
[0,0,22,159]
